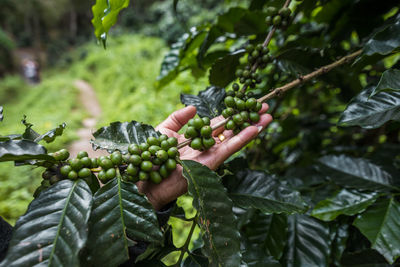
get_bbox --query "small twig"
[176,215,198,266]
[257,50,362,103]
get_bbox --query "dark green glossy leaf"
[180,86,226,118]
[181,160,241,267]
[341,248,390,266]
[224,169,308,214]
[318,155,398,191]
[91,121,160,153]
[157,29,206,88]
[86,178,162,266]
[233,11,268,35]
[281,214,332,267]
[331,223,349,266]
[353,197,400,264]
[371,69,400,95]
[242,244,281,267]
[91,0,130,47]
[182,249,209,267]
[265,214,288,260]
[209,50,245,87]
[0,106,3,122]
[362,20,400,58]
[0,180,92,267]
[197,26,224,66]
[339,86,400,129]
[0,140,54,163]
[216,7,247,33]
[311,189,379,221]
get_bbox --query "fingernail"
[257,125,263,133]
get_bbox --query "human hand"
[137,104,273,210]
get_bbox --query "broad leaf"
[318,155,398,191]
[265,214,288,260]
[339,86,400,128]
[209,50,245,87]
[182,249,209,267]
[224,169,308,214]
[181,160,241,267]
[353,197,400,264]
[362,20,400,58]
[91,0,130,47]
[0,134,22,142]
[311,189,379,221]
[281,214,333,267]
[371,68,400,95]
[330,223,349,266]
[91,121,159,153]
[0,106,3,122]
[157,29,206,88]
[21,116,66,143]
[0,140,54,163]
[0,180,92,267]
[241,242,281,267]
[180,86,226,118]
[86,178,162,266]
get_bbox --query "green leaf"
[330,223,349,266]
[265,214,288,260]
[339,86,400,129]
[91,0,130,47]
[21,116,66,144]
[86,178,162,266]
[311,189,379,221]
[91,121,160,153]
[209,50,245,87]
[0,134,22,142]
[281,214,333,267]
[182,249,209,267]
[371,68,400,95]
[181,160,241,267]
[362,20,400,57]
[224,169,308,214]
[242,245,281,267]
[0,106,3,122]
[157,29,206,88]
[318,155,398,191]
[0,140,54,163]
[353,197,400,264]
[180,86,226,118]
[0,180,92,267]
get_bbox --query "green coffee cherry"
[111,151,123,165]
[159,134,168,141]
[139,142,149,151]
[193,118,204,130]
[233,114,244,125]
[147,136,160,146]
[240,111,250,121]
[224,96,235,108]
[77,151,88,159]
[129,155,142,166]
[78,168,91,178]
[202,117,211,126]
[42,170,53,180]
[156,150,168,162]
[203,137,216,149]
[148,145,161,155]
[105,168,116,180]
[141,151,152,161]
[100,158,113,170]
[60,165,72,177]
[165,159,177,171]
[81,157,92,168]
[68,171,78,180]
[161,140,170,150]
[249,112,261,122]
[69,158,83,171]
[159,165,170,178]
[225,120,236,130]
[139,171,149,181]
[141,161,153,172]
[190,137,203,150]
[127,164,139,176]
[273,15,282,26]
[168,147,179,158]
[167,137,178,147]
[128,144,141,155]
[150,171,162,184]
[200,126,212,137]
[98,170,107,183]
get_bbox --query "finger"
[204,126,259,169]
[259,102,269,113]
[216,113,273,143]
[156,106,197,132]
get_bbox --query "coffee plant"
[1,0,400,266]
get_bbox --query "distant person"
[22,59,40,84]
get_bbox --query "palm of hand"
[137,105,272,210]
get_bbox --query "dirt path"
[68,80,108,158]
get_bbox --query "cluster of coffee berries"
[265,6,291,28]
[236,44,269,86]
[116,135,179,184]
[184,117,216,151]
[222,87,262,134]
[96,151,124,183]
